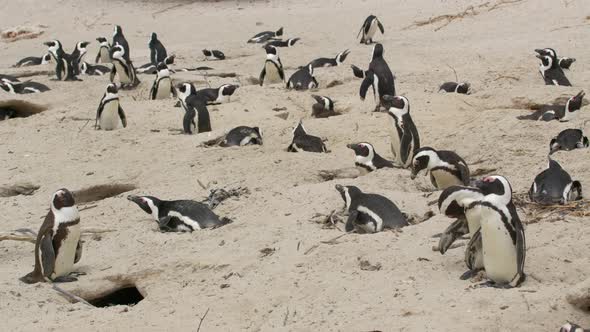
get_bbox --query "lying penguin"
[529,157,582,205]
[517,91,586,121]
[264,38,300,48]
[220,126,263,147]
[347,142,393,172]
[439,82,470,94]
[14,53,52,68]
[335,184,407,233]
[0,81,50,94]
[550,129,589,154]
[196,84,239,105]
[410,147,470,190]
[248,27,283,43]
[202,49,225,60]
[286,64,318,90]
[311,95,339,118]
[308,49,350,68]
[127,195,232,232]
[560,322,587,332]
[287,120,327,153]
[535,48,571,86]
[80,62,111,76]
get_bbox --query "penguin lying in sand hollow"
[529,157,582,205]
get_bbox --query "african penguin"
[112,25,131,61]
[95,83,127,130]
[110,44,140,88]
[286,64,318,90]
[95,37,111,63]
[80,62,111,76]
[287,120,327,153]
[259,45,285,86]
[517,90,586,121]
[265,38,300,48]
[558,57,576,70]
[14,53,52,67]
[439,82,471,94]
[352,44,395,112]
[347,142,393,172]
[44,40,79,81]
[248,27,283,43]
[311,94,338,118]
[357,15,384,44]
[550,129,589,154]
[176,82,211,134]
[202,49,226,60]
[335,184,407,233]
[385,95,420,168]
[221,126,263,147]
[127,195,232,232]
[0,81,50,94]
[535,48,571,86]
[529,157,582,205]
[20,189,82,284]
[560,323,588,332]
[196,84,239,105]
[308,49,350,68]
[149,32,168,66]
[0,74,20,84]
[150,62,175,100]
[70,41,90,75]
[0,108,16,120]
[410,147,470,189]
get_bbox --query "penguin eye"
[483,177,494,183]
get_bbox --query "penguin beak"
[334,184,344,193]
[534,49,544,54]
[127,195,141,204]
[535,54,543,60]
[409,169,417,180]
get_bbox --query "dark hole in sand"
[0,100,47,120]
[87,285,144,307]
[74,184,137,204]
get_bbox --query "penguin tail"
[220,217,233,226]
[275,27,284,36]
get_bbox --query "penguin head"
[347,142,375,166]
[110,44,125,59]
[287,38,300,47]
[536,54,552,69]
[568,181,583,202]
[253,127,263,139]
[41,53,52,64]
[113,25,123,36]
[264,45,278,59]
[176,82,197,101]
[106,83,118,94]
[335,184,362,209]
[0,82,12,93]
[127,195,162,216]
[307,64,314,75]
[336,49,350,65]
[80,62,88,74]
[371,43,384,60]
[292,120,307,137]
[473,176,513,205]
[456,82,471,94]
[560,322,586,332]
[44,40,62,55]
[549,138,560,155]
[150,32,157,42]
[535,48,557,60]
[582,136,590,148]
[51,188,76,211]
[202,49,212,57]
[156,62,170,76]
[220,84,239,96]
[384,95,410,114]
[410,147,438,179]
[566,91,585,113]
[77,41,90,51]
[96,37,108,44]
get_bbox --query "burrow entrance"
[73,183,137,204]
[0,99,47,120]
[86,285,145,307]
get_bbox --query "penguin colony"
[1,11,587,330]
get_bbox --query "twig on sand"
[283,307,289,326]
[78,204,98,212]
[447,64,458,82]
[493,75,520,81]
[152,2,195,18]
[304,244,319,255]
[320,233,347,245]
[51,284,93,306]
[78,119,91,133]
[197,308,210,332]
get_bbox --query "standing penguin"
[44,40,78,81]
[202,49,226,60]
[352,44,395,112]
[535,48,571,86]
[385,95,420,168]
[287,120,327,153]
[149,32,168,66]
[110,44,140,88]
[529,157,582,205]
[70,41,90,75]
[308,49,350,68]
[410,147,470,189]
[95,83,127,130]
[95,37,111,63]
[176,82,211,134]
[20,189,83,284]
[112,25,130,62]
[357,15,384,44]
[550,129,589,154]
[335,184,407,233]
[248,27,283,43]
[259,45,285,86]
[286,64,318,90]
[14,53,52,68]
[221,126,263,147]
[347,142,393,172]
[150,62,175,100]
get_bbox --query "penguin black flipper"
[345,210,359,232]
[377,19,384,34]
[509,202,526,287]
[351,65,365,79]
[40,230,56,278]
[118,105,127,128]
[20,215,55,284]
[259,67,266,86]
[109,65,117,83]
[74,240,83,264]
[359,72,375,101]
[399,129,413,166]
[438,218,469,254]
[149,78,157,100]
[196,101,212,133]
[464,227,482,273]
[183,107,196,134]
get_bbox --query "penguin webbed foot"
[52,275,78,283]
[474,280,514,289]
[459,269,481,280]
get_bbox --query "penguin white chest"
[52,223,81,278]
[114,61,132,84]
[100,101,121,130]
[367,20,379,38]
[388,116,402,163]
[431,169,462,189]
[155,77,171,99]
[479,206,517,284]
[264,61,282,84]
[99,48,110,63]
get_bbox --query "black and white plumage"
[221,126,263,147]
[352,44,395,111]
[70,41,90,75]
[150,62,175,100]
[127,195,231,232]
[410,147,470,189]
[80,62,111,76]
[264,38,300,48]
[112,25,131,62]
[535,48,571,86]
[0,81,50,94]
[149,32,168,65]
[287,120,327,153]
[308,49,350,69]
[176,82,211,135]
[311,95,338,118]
[44,40,79,81]
[335,184,407,233]
[95,37,111,63]
[439,82,470,94]
[248,27,283,43]
[347,142,393,172]
[195,84,239,105]
[385,95,420,168]
[0,107,15,120]
[517,91,586,121]
[529,158,582,205]
[560,323,588,332]
[202,49,225,60]
[259,45,285,86]
[137,54,176,74]
[20,189,82,284]
[14,53,51,67]
[95,83,127,130]
[0,74,20,84]
[286,64,318,90]
[357,15,384,44]
[558,57,576,70]
[550,129,589,154]
[110,44,140,88]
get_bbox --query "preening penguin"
[112,25,131,61]
[202,49,226,60]
[287,120,327,153]
[70,41,90,75]
[410,147,470,189]
[20,189,83,284]
[95,37,111,63]
[385,95,420,168]
[439,82,470,94]
[248,27,283,43]
[195,84,239,105]
[259,45,285,86]
[150,62,175,100]
[221,126,263,147]
[352,44,395,111]
[176,82,211,134]
[357,15,384,44]
[0,81,50,94]
[80,62,111,76]
[308,49,350,68]
[311,95,339,118]
[286,64,318,90]
[95,83,127,130]
[535,48,571,86]
[110,44,140,88]
[529,157,582,205]
[14,53,51,67]
[347,142,393,172]
[44,40,79,81]
[550,129,589,154]
[127,195,232,232]
[335,184,407,233]
[265,38,300,48]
